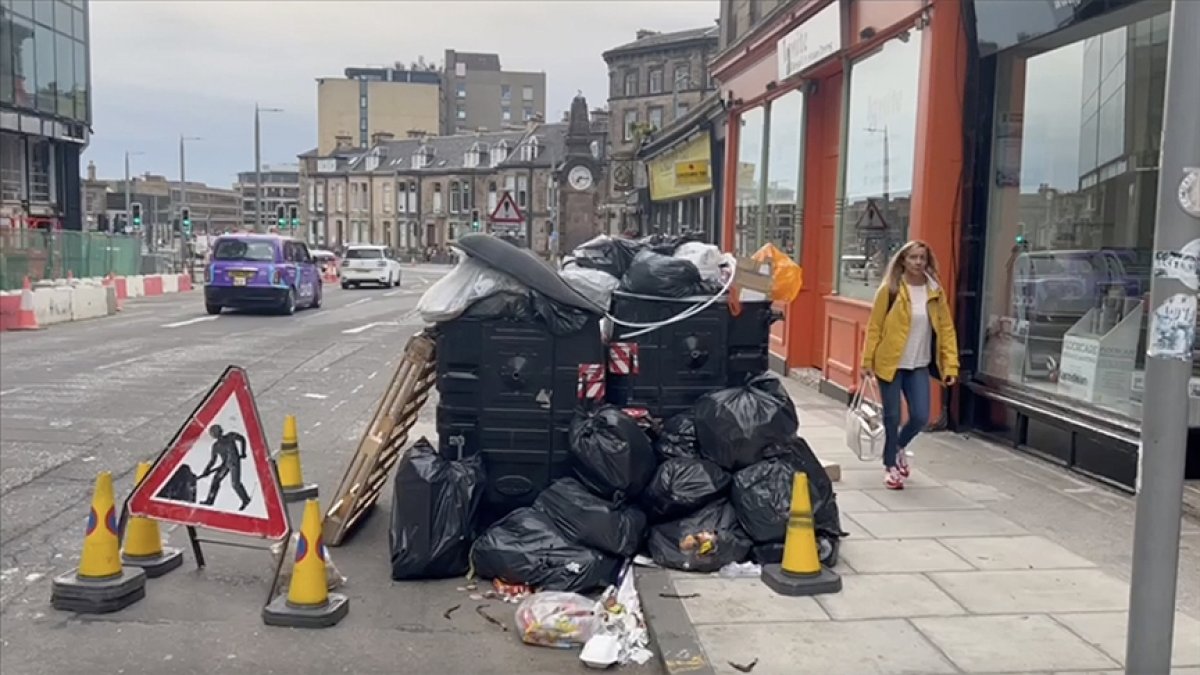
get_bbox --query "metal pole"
[254,105,262,233]
[179,135,186,273]
[1125,2,1200,673]
[123,151,131,234]
[526,163,534,249]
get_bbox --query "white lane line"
[367,371,378,380]
[161,316,219,328]
[383,289,402,297]
[341,321,399,335]
[330,399,347,412]
[350,384,364,395]
[95,355,146,372]
[346,297,372,307]
[303,393,329,400]
[0,387,24,397]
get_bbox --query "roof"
[326,123,569,175]
[450,51,501,71]
[603,26,719,60]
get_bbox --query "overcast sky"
[82,0,717,188]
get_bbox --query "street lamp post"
[179,135,202,274]
[254,104,283,232]
[123,150,144,236]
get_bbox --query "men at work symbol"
[199,424,251,511]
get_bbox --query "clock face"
[568,165,594,192]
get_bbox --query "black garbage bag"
[647,499,752,573]
[694,374,799,471]
[463,290,591,336]
[620,250,721,298]
[654,412,699,461]
[389,438,486,580]
[533,478,647,557]
[732,437,844,566]
[471,508,621,593]
[642,458,731,522]
[638,233,698,255]
[571,235,645,279]
[568,406,657,501]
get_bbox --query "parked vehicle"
[341,244,402,288]
[203,234,322,315]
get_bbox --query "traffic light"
[289,205,299,229]
[181,207,191,234]
[131,202,143,228]
[276,205,286,227]
[471,209,480,231]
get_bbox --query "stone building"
[601,26,720,234]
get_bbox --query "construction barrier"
[143,275,164,296]
[0,273,193,331]
[127,275,145,298]
[161,274,179,294]
[178,274,193,292]
[32,283,73,326]
[0,291,18,330]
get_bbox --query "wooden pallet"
[324,331,436,546]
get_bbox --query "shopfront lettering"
[776,1,842,81]
[1063,340,1099,357]
[1059,371,1089,387]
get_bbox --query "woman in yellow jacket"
[861,240,960,489]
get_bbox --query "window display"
[836,28,923,301]
[734,106,764,256]
[733,92,805,259]
[976,9,1192,422]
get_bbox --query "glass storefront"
[836,28,923,301]
[733,91,805,258]
[977,6,1185,423]
[0,0,90,123]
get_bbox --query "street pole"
[254,105,262,233]
[123,151,131,234]
[526,162,535,249]
[1125,2,1200,673]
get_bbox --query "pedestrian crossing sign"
[127,366,289,540]
[489,190,524,224]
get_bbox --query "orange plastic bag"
[752,243,803,303]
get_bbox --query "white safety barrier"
[32,286,74,326]
[161,274,179,294]
[127,275,145,298]
[69,282,108,321]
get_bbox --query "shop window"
[734,106,764,256]
[977,9,1174,423]
[835,28,924,300]
[765,90,804,259]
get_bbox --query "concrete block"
[32,286,73,326]
[127,275,144,297]
[928,569,1129,614]
[671,577,829,624]
[912,615,1118,672]
[69,284,107,321]
[696,619,957,674]
[1052,611,1200,667]
[177,274,193,292]
[161,274,179,294]
[848,509,1026,539]
[143,275,163,296]
[0,291,18,331]
[938,535,1096,570]
[838,538,974,573]
[813,572,964,620]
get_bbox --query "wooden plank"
[324,332,437,546]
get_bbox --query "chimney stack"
[334,134,353,151]
[371,131,395,146]
[86,160,96,182]
[636,29,659,40]
[406,129,428,139]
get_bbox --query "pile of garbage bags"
[559,234,729,311]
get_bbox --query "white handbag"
[845,375,886,462]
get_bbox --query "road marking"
[0,388,24,397]
[303,393,328,400]
[383,289,402,297]
[368,371,378,380]
[341,321,399,335]
[161,316,219,328]
[350,384,364,395]
[95,355,146,371]
[346,297,372,307]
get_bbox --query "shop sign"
[777,1,841,81]
[648,133,712,201]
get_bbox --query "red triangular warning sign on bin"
[128,366,289,540]
[489,190,524,224]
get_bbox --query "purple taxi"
[203,235,322,315]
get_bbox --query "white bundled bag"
[416,254,526,324]
[673,242,723,282]
[845,375,885,462]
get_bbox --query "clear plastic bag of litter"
[416,254,526,324]
[515,591,599,649]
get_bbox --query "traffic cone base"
[122,546,184,578]
[761,563,842,597]
[262,591,349,628]
[283,482,319,502]
[50,566,146,613]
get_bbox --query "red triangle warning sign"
[489,190,524,224]
[128,367,289,540]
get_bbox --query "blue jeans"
[879,367,931,469]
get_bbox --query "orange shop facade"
[712,0,967,397]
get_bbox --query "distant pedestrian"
[861,240,959,490]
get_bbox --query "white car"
[340,245,402,288]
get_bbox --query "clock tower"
[556,93,603,256]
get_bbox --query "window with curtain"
[836,28,924,300]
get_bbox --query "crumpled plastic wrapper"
[270,532,346,592]
[583,562,654,666]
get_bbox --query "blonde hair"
[883,240,940,294]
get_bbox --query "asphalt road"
[0,265,584,674]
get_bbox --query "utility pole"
[254,104,283,232]
[179,135,201,271]
[123,150,143,238]
[1125,2,1200,673]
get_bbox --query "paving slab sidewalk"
[640,379,1200,675]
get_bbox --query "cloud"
[84,0,717,187]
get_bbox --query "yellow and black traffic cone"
[277,415,318,502]
[121,462,184,577]
[761,472,842,596]
[262,499,348,628]
[51,472,147,613]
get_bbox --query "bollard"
[121,462,184,577]
[262,499,348,628]
[761,472,842,596]
[51,472,147,613]
[277,415,318,502]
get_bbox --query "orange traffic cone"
[262,499,348,628]
[50,472,147,613]
[13,277,39,331]
[103,274,124,312]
